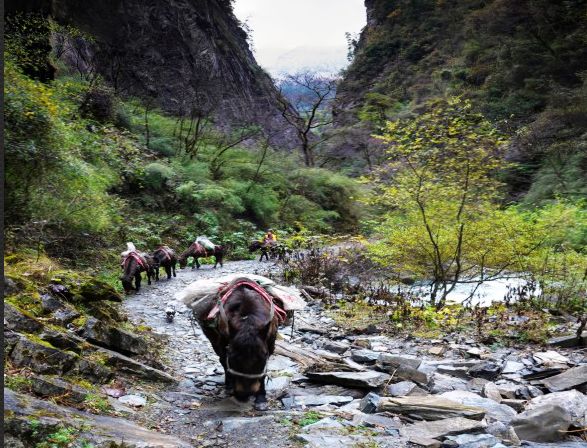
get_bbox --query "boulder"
[401,417,486,440]
[376,354,430,386]
[49,274,122,303]
[511,404,571,442]
[468,362,502,380]
[351,349,380,364]
[322,340,349,354]
[40,294,67,312]
[31,376,90,403]
[482,382,503,403]
[430,373,468,394]
[437,365,471,379]
[4,303,43,333]
[81,317,148,356]
[305,370,390,388]
[51,307,81,325]
[376,396,486,420]
[74,358,114,383]
[533,351,570,368]
[542,365,587,392]
[525,390,587,426]
[440,390,518,423]
[10,335,78,375]
[501,399,526,412]
[4,388,192,447]
[502,360,525,374]
[387,380,427,397]
[359,392,381,413]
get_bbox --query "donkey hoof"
[254,401,268,411]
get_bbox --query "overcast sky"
[233,0,366,75]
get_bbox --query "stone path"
[122,260,301,448]
[119,260,587,448]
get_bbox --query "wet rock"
[40,294,66,312]
[377,354,421,370]
[515,385,543,400]
[533,351,570,368]
[119,394,147,407]
[322,340,349,354]
[511,404,571,442]
[445,433,504,448]
[351,349,380,364]
[4,388,191,447]
[74,358,114,383]
[401,417,486,440]
[387,380,427,397]
[438,365,471,379]
[542,364,587,392]
[482,382,503,403]
[377,396,486,421]
[4,303,43,333]
[51,307,81,325]
[31,376,90,403]
[10,335,78,374]
[359,392,381,413]
[430,373,468,394]
[440,390,518,423]
[81,317,148,356]
[39,330,83,354]
[525,390,587,426]
[282,394,354,408]
[306,370,390,388]
[49,274,122,303]
[468,362,502,380]
[376,355,430,386]
[502,360,526,374]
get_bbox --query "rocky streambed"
[4,258,587,448]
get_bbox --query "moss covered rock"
[49,272,122,303]
[10,335,78,375]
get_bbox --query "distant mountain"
[257,46,348,77]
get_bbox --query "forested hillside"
[335,0,587,202]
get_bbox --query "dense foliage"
[4,16,361,266]
[367,97,587,310]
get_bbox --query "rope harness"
[207,279,287,323]
[121,251,148,270]
[157,246,173,262]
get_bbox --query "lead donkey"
[190,277,286,410]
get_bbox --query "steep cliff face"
[335,0,587,200]
[8,0,294,146]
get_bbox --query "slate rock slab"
[440,390,518,423]
[525,390,587,426]
[468,362,502,380]
[305,370,390,388]
[511,404,571,442]
[542,365,587,392]
[4,388,191,447]
[282,394,354,408]
[401,416,486,440]
[10,336,78,375]
[351,349,380,364]
[31,376,90,403]
[377,396,486,421]
[4,303,43,333]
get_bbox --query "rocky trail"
[5,259,587,448]
[123,260,587,448]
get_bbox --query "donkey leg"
[172,263,177,277]
[254,378,269,411]
[135,273,142,292]
[165,265,172,280]
[195,257,200,269]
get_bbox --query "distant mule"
[152,245,177,281]
[248,240,286,262]
[179,241,224,269]
[120,243,154,293]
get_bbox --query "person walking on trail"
[263,229,277,245]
